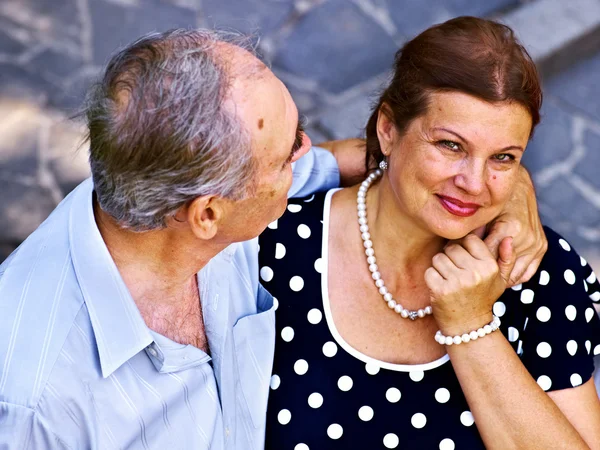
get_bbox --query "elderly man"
[0,29,545,449]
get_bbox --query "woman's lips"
[437,195,481,217]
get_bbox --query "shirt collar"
[68,178,153,378]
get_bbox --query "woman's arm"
[426,234,600,449]
[447,327,600,449]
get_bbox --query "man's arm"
[288,138,367,198]
[483,166,547,286]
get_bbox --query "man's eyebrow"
[285,118,306,164]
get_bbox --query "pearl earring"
[379,158,388,170]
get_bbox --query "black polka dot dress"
[258,190,600,450]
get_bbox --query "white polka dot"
[281,326,294,342]
[493,301,506,317]
[536,306,551,322]
[511,283,523,291]
[586,340,592,354]
[439,438,456,450]
[585,280,589,292]
[289,276,304,292]
[411,413,427,429]
[565,305,577,321]
[386,387,401,403]
[564,269,576,285]
[358,406,374,421]
[537,342,552,358]
[585,307,595,322]
[270,374,281,390]
[383,433,399,448]
[275,243,286,259]
[587,272,597,284]
[460,411,475,426]
[327,424,343,440]
[590,291,600,302]
[260,266,274,282]
[595,345,600,356]
[539,270,550,286]
[278,409,291,425]
[435,388,450,403]
[314,258,324,273]
[295,444,309,450]
[558,238,571,251]
[322,341,338,357]
[365,362,380,375]
[297,224,311,239]
[581,256,588,266]
[294,359,309,375]
[307,308,323,324]
[409,370,424,382]
[570,373,583,387]
[308,392,323,408]
[537,375,552,391]
[517,340,523,355]
[520,289,534,304]
[267,219,278,229]
[508,327,519,342]
[567,340,578,356]
[338,375,353,391]
[273,297,279,310]
[287,204,302,213]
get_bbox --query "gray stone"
[90,0,198,66]
[318,94,374,140]
[387,0,517,39]
[201,0,294,35]
[0,0,81,47]
[574,127,600,189]
[501,0,600,78]
[0,63,53,104]
[0,242,18,264]
[522,98,574,173]
[538,176,599,227]
[46,119,90,195]
[48,69,98,112]
[0,179,58,242]
[0,28,26,56]
[546,52,600,123]
[273,0,397,94]
[30,47,84,84]
[0,101,44,177]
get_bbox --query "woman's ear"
[376,103,395,155]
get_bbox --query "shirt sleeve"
[0,402,70,449]
[288,146,340,199]
[518,227,600,392]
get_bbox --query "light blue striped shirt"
[0,147,339,449]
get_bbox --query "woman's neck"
[359,178,446,283]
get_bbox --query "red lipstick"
[437,195,481,217]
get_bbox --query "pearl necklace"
[357,169,433,321]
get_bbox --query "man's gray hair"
[81,28,259,230]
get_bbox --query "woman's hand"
[424,234,516,335]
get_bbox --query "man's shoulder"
[0,195,93,409]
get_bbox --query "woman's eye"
[440,140,460,151]
[493,153,514,162]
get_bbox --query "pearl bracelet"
[435,315,501,345]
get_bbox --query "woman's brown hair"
[365,16,543,170]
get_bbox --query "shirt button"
[148,347,158,357]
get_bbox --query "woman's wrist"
[436,315,501,345]
[434,311,494,337]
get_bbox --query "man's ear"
[187,195,225,241]
[376,103,395,154]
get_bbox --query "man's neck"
[93,203,226,315]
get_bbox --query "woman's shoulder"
[533,226,598,295]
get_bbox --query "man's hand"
[483,166,547,287]
[316,138,367,186]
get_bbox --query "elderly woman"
[258,17,600,449]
